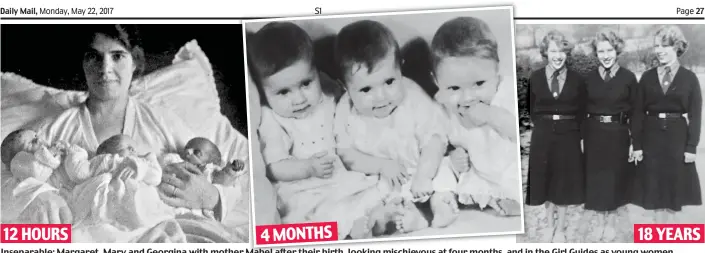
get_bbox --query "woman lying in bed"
[0,25,250,243]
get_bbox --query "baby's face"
[435,56,500,114]
[15,130,49,154]
[110,136,138,157]
[181,140,217,166]
[346,51,405,119]
[261,59,323,119]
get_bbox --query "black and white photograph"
[0,24,251,243]
[244,6,524,245]
[516,23,705,243]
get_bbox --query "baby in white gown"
[430,17,522,216]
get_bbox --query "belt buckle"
[600,116,612,123]
[658,113,666,119]
[552,115,560,120]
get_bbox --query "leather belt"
[646,111,687,119]
[587,113,628,123]
[537,114,576,120]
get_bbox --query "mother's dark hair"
[80,24,146,79]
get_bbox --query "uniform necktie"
[604,68,612,83]
[662,66,671,93]
[551,70,561,98]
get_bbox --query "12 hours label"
[256,221,337,245]
[0,224,71,243]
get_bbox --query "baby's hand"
[310,151,335,179]
[226,160,246,172]
[47,141,67,156]
[380,161,409,192]
[449,148,471,173]
[47,146,63,157]
[121,157,144,180]
[213,160,246,185]
[461,102,492,126]
[410,176,434,200]
[52,141,71,152]
[118,167,137,180]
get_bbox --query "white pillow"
[1,72,87,141]
[130,40,223,135]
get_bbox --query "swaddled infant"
[1,129,67,183]
[161,137,246,218]
[65,135,162,185]
[66,134,174,231]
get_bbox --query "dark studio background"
[1,24,249,136]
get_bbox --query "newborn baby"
[66,134,174,231]
[161,137,246,218]
[65,134,162,186]
[1,129,68,183]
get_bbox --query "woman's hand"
[16,191,72,224]
[684,152,696,163]
[630,150,644,165]
[158,162,220,210]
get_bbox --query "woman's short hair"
[81,25,146,79]
[539,30,574,59]
[653,25,689,57]
[591,28,625,56]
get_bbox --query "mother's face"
[653,37,678,65]
[546,41,567,70]
[596,41,617,69]
[83,33,136,101]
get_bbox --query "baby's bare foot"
[394,201,429,233]
[430,191,459,228]
[349,216,372,239]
